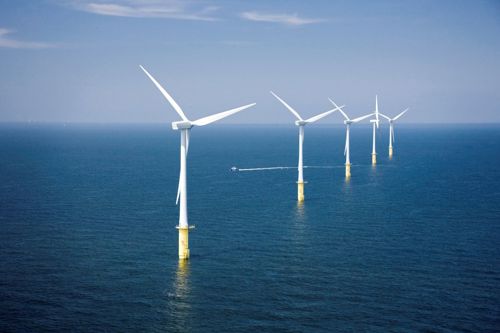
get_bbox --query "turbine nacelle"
[295,120,308,126]
[172,121,193,130]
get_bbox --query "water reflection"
[174,260,190,297]
[343,175,352,193]
[291,201,308,243]
[294,201,307,221]
[168,260,191,333]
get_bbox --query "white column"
[345,124,351,165]
[372,122,377,155]
[179,129,188,228]
[389,123,393,149]
[298,125,304,183]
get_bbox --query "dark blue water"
[1,123,499,332]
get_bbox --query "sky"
[0,0,499,124]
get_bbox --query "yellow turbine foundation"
[177,226,190,260]
[297,182,305,202]
[345,163,351,178]
[389,147,393,157]
[372,153,377,165]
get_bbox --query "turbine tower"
[329,99,372,178]
[271,91,344,202]
[370,95,381,165]
[140,65,256,259]
[380,108,409,157]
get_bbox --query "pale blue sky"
[0,0,499,123]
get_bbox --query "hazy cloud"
[0,28,54,49]
[241,11,324,26]
[68,0,219,21]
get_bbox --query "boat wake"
[231,165,342,172]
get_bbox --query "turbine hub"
[295,120,307,126]
[172,121,193,130]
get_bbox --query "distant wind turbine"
[271,91,344,202]
[329,98,372,178]
[380,108,409,157]
[140,65,256,259]
[370,95,381,165]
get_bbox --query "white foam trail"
[237,166,295,171]
[233,165,341,172]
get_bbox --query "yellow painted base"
[178,227,190,260]
[372,153,377,165]
[345,163,351,178]
[297,182,305,202]
[389,147,393,158]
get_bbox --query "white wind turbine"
[140,65,256,259]
[370,95,381,165]
[379,108,409,157]
[329,98,373,178]
[271,91,345,202]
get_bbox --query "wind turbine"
[379,108,409,157]
[140,65,256,259]
[329,98,372,178]
[370,95,381,165]
[271,91,344,202]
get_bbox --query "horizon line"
[1,121,499,126]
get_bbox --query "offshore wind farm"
[2,122,499,332]
[1,1,500,332]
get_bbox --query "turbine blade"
[304,106,344,123]
[175,171,181,205]
[270,91,303,121]
[139,65,189,121]
[351,113,373,123]
[191,103,256,126]
[186,129,190,156]
[375,95,379,128]
[328,98,349,120]
[379,113,391,121]
[344,132,348,156]
[393,108,409,121]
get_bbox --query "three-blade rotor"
[271,92,345,124]
[328,98,372,124]
[379,108,409,123]
[141,65,256,130]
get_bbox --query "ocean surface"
[0,123,499,332]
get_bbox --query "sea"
[0,123,499,332]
